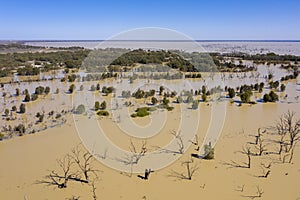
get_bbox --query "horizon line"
[2,39,300,43]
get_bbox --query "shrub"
[192,100,199,109]
[177,96,183,103]
[121,90,131,98]
[186,95,193,103]
[97,110,109,116]
[15,124,26,134]
[19,103,26,113]
[90,85,96,91]
[131,107,151,118]
[31,93,38,101]
[76,104,85,114]
[80,85,84,91]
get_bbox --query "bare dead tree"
[258,162,271,178]
[71,145,98,183]
[190,134,200,151]
[284,111,300,151]
[116,139,147,177]
[37,146,99,189]
[256,185,264,198]
[37,155,75,188]
[154,130,184,155]
[270,111,300,163]
[168,159,199,180]
[254,137,267,156]
[242,185,264,199]
[90,179,98,200]
[254,128,262,145]
[235,184,245,192]
[170,130,184,154]
[223,145,252,169]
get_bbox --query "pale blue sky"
[1,0,299,40]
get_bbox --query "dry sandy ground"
[1,102,300,200]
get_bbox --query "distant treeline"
[1,47,299,78]
[221,52,300,64]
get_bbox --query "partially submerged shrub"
[97,110,109,116]
[203,142,214,160]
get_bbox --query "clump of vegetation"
[263,91,279,102]
[131,107,151,118]
[121,90,131,98]
[102,86,114,95]
[14,124,26,134]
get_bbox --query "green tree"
[263,93,271,102]
[16,88,20,96]
[228,88,235,98]
[12,105,17,111]
[280,84,286,92]
[69,84,75,94]
[94,101,100,111]
[269,91,279,102]
[240,90,252,103]
[202,93,207,102]
[151,97,158,105]
[45,86,50,94]
[159,86,164,95]
[162,97,169,105]
[96,83,100,91]
[100,101,107,110]
[24,93,31,102]
[4,109,9,117]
